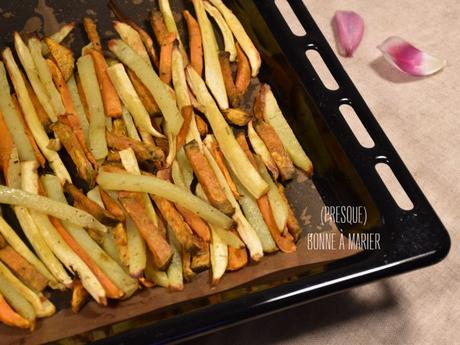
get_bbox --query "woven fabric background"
[187,0,459,344]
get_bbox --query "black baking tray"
[0,0,450,344]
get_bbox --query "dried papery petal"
[378,36,446,76]
[333,10,364,57]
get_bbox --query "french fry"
[29,37,66,120]
[150,11,170,45]
[112,222,129,267]
[0,245,48,292]
[106,131,164,163]
[51,120,96,188]
[0,63,36,162]
[166,227,184,291]
[112,118,128,136]
[64,183,118,226]
[83,17,102,51]
[227,232,248,271]
[255,120,295,181]
[185,140,234,215]
[113,21,151,66]
[263,85,314,176]
[14,33,57,122]
[159,33,176,84]
[0,112,14,179]
[176,106,193,150]
[67,75,90,144]
[191,241,210,272]
[87,48,122,118]
[218,51,240,108]
[144,253,169,287]
[44,37,75,81]
[277,183,301,240]
[183,10,203,76]
[126,68,161,116]
[119,191,172,270]
[0,261,55,318]
[77,55,108,161]
[109,39,183,136]
[235,43,251,96]
[71,279,89,313]
[125,216,147,277]
[253,84,265,120]
[186,65,268,198]
[97,171,233,229]
[195,114,209,138]
[247,121,279,180]
[203,134,239,199]
[0,273,36,327]
[181,248,195,282]
[107,63,164,137]
[210,226,227,285]
[204,1,236,61]
[3,48,72,182]
[121,106,142,140]
[41,22,75,55]
[222,108,251,126]
[100,189,126,223]
[192,0,229,110]
[208,0,261,76]
[158,0,187,60]
[76,75,90,120]
[0,292,31,329]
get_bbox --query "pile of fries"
[0,0,313,330]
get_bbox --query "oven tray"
[0,0,450,344]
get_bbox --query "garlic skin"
[333,10,364,57]
[378,36,447,76]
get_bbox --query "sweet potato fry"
[227,232,248,271]
[248,120,279,180]
[254,120,295,181]
[76,75,90,121]
[51,120,96,188]
[222,108,251,127]
[10,96,46,168]
[118,191,172,269]
[253,84,265,120]
[64,183,119,226]
[50,217,124,299]
[0,112,14,177]
[183,10,203,76]
[0,293,31,329]
[45,38,74,81]
[112,118,128,137]
[159,33,176,84]
[86,49,122,118]
[71,279,89,313]
[176,105,193,150]
[195,114,209,138]
[106,131,165,163]
[185,140,234,215]
[100,189,126,223]
[236,132,257,166]
[150,11,170,45]
[277,183,301,240]
[181,249,195,282]
[175,205,211,242]
[0,246,48,292]
[112,222,129,267]
[191,241,210,272]
[219,51,240,107]
[83,17,102,51]
[235,43,251,96]
[204,135,239,199]
[23,76,51,130]
[126,68,161,116]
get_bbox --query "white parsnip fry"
[3,48,72,183]
[114,21,151,67]
[204,1,236,61]
[67,75,90,144]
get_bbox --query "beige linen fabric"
[187,1,460,344]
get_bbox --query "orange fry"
[126,68,161,116]
[176,105,193,150]
[0,294,31,329]
[100,189,126,223]
[176,205,211,242]
[219,51,240,107]
[235,43,251,96]
[183,10,203,76]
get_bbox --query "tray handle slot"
[339,104,375,148]
[375,162,414,210]
[274,0,307,36]
[305,49,339,90]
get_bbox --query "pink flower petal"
[333,10,364,57]
[377,36,446,76]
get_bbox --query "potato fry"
[45,37,75,81]
[100,189,126,223]
[41,22,76,55]
[150,11,170,45]
[263,85,314,176]
[195,114,209,138]
[113,21,151,66]
[222,108,251,126]
[255,120,295,181]
[191,241,210,272]
[107,63,163,136]
[277,183,301,240]
[87,48,122,118]
[186,66,268,198]
[0,293,31,329]
[208,0,261,76]
[218,52,240,108]
[166,227,184,291]
[181,248,195,282]
[0,112,14,179]
[109,39,183,136]
[111,222,129,267]
[0,273,36,326]
[235,43,251,96]
[66,75,90,144]
[125,216,147,277]
[247,120,279,180]
[192,0,228,110]
[185,140,234,215]
[210,226,227,285]
[203,134,239,199]
[0,246,48,292]
[106,131,164,163]
[119,191,172,270]
[183,10,203,76]
[51,120,96,187]
[77,55,108,161]
[204,2,236,61]
[71,279,89,313]
[253,85,265,121]
[83,17,102,51]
